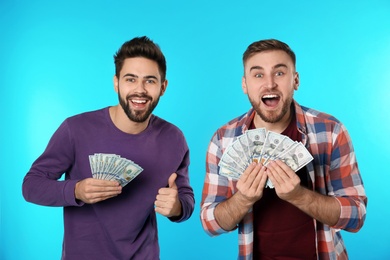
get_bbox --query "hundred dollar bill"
[100,153,120,179]
[219,164,241,180]
[259,131,286,165]
[277,142,313,172]
[89,153,143,186]
[245,128,266,163]
[104,154,121,177]
[110,157,130,177]
[89,155,97,177]
[264,137,296,166]
[115,162,143,186]
[237,134,252,163]
[219,147,246,172]
[231,139,250,168]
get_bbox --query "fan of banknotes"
[88,153,143,187]
[218,128,313,188]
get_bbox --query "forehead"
[244,50,295,71]
[120,57,160,78]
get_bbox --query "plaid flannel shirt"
[200,100,367,260]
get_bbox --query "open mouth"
[129,98,149,109]
[262,94,280,108]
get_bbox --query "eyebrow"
[249,63,288,72]
[122,73,158,80]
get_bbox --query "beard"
[248,94,293,124]
[118,90,160,123]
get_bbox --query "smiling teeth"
[263,94,278,98]
[132,99,147,104]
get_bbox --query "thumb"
[168,173,178,189]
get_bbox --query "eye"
[145,79,156,84]
[275,71,284,76]
[255,73,263,78]
[125,78,136,83]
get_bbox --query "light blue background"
[1,0,389,259]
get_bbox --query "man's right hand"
[75,178,122,204]
[235,162,267,206]
[214,162,267,231]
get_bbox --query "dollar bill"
[217,127,313,189]
[88,153,143,187]
[219,164,241,180]
[264,137,296,166]
[236,134,252,162]
[115,162,143,186]
[231,139,250,168]
[259,131,287,165]
[219,147,246,172]
[276,142,314,172]
[245,128,266,163]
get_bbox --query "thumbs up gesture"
[155,173,182,218]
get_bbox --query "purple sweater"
[22,107,194,260]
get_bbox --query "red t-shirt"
[252,113,316,259]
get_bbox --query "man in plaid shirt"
[200,39,367,259]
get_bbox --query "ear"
[293,72,300,90]
[113,75,119,93]
[242,76,248,94]
[160,79,168,96]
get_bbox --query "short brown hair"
[243,39,296,67]
[114,36,167,81]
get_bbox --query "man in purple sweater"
[22,36,195,259]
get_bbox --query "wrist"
[285,186,310,205]
[234,191,256,210]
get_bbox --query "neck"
[109,105,150,134]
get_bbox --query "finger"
[89,184,122,193]
[155,198,174,212]
[269,160,295,184]
[239,162,257,182]
[155,206,169,216]
[254,166,268,191]
[266,161,283,183]
[83,191,120,204]
[154,200,166,208]
[246,164,264,187]
[274,160,295,177]
[266,168,278,187]
[249,165,267,194]
[168,173,178,189]
[267,161,298,189]
[156,188,178,200]
[244,163,263,188]
[88,178,121,187]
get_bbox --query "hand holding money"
[75,178,122,204]
[88,153,143,187]
[218,128,313,189]
[236,163,268,205]
[266,159,302,199]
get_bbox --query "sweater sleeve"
[22,120,83,207]
[169,137,195,223]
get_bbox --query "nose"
[264,75,277,89]
[134,81,147,93]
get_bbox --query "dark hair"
[114,36,167,81]
[243,39,296,67]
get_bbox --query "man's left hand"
[266,160,303,202]
[155,173,182,218]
